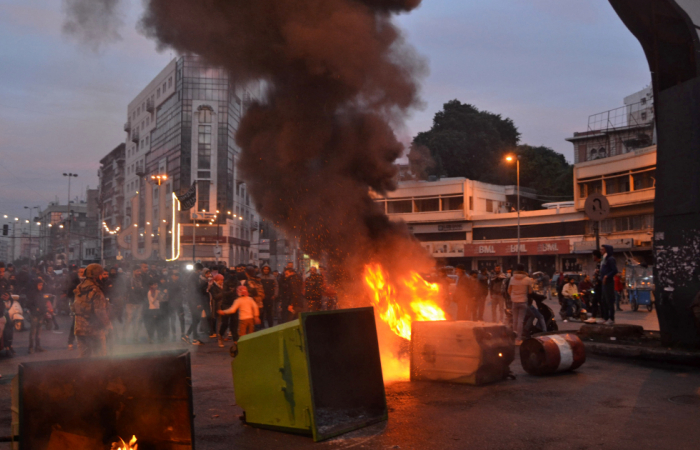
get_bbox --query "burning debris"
[112,435,138,450]
[364,263,446,341]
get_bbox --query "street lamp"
[150,174,168,185]
[505,154,521,264]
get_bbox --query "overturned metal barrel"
[410,321,515,385]
[520,333,586,375]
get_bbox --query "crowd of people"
[446,245,621,343]
[0,260,337,358]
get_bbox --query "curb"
[531,330,700,366]
[582,341,700,366]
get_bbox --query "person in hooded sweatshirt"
[508,263,533,343]
[599,244,619,325]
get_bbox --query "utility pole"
[63,173,78,266]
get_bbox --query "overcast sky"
[0,0,650,219]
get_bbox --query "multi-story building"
[572,145,656,272]
[0,240,8,263]
[567,86,654,164]
[371,177,575,273]
[37,189,99,266]
[98,143,126,263]
[121,55,270,265]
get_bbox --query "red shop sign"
[464,240,570,257]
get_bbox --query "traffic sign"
[584,192,611,221]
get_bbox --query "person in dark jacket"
[184,265,210,345]
[280,268,303,322]
[453,265,470,320]
[599,244,618,325]
[26,279,48,354]
[304,267,324,312]
[164,272,185,340]
[218,277,240,345]
[259,266,279,328]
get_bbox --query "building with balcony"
[98,143,126,264]
[371,177,579,273]
[572,144,656,272]
[566,86,655,164]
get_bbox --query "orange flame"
[115,436,138,450]
[363,263,446,340]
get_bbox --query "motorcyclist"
[560,278,584,322]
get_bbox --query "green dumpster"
[232,306,388,441]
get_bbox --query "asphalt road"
[1,313,697,450]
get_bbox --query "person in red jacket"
[614,273,624,311]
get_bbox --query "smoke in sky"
[64,0,430,280]
[62,0,125,52]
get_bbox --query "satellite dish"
[584,193,610,221]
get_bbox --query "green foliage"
[413,100,520,184]
[411,100,573,199]
[515,145,573,199]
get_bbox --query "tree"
[513,145,573,200]
[411,100,573,199]
[412,100,520,184]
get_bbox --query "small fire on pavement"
[113,435,138,450]
[364,263,446,341]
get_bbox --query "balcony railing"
[146,98,155,113]
[131,130,140,144]
[124,121,131,132]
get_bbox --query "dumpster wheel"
[229,342,239,358]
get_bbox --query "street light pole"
[63,173,78,265]
[516,156,521,264]
[505,154,522,265]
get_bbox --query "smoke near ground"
[63,0,430,283]
[62,0,125,52]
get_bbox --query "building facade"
[371,177,575,273]
[567,86,655,164]
[98,143,126,263]
[572,145,656,272]
[121,55,273,265]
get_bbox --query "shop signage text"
[464,240,570,257]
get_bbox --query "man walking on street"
[73,264,112,357]
[599,245,618,325]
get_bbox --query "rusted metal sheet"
[13,350,194,450]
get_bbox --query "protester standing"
[489,266,506,323]
[600,245,618,325]
[304,267,324,312]
[73,264,111,357]
[25,279,47,354]
[259,266,279,327]
[507,263,533,343]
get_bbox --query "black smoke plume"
[62,0,125,52]
[67,0,430,282]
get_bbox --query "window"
[605,175,630,195]
[641,112,647,121]
[168,77,173,88]
[579,180,602,197]
[442,196,464,211]
[633,170,655,190]
[157,88,161,98]
[598,147,607,158]
[469,196,473,211]
[414,198,439,212]
[197,181,210,211]
[163,82,167,92]
[387,200,412,214]
[486,199,494,213]
[199,108,212,123]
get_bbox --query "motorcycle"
[5,295,25,332]
[560,293,588,322]
[523,292,558,338]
